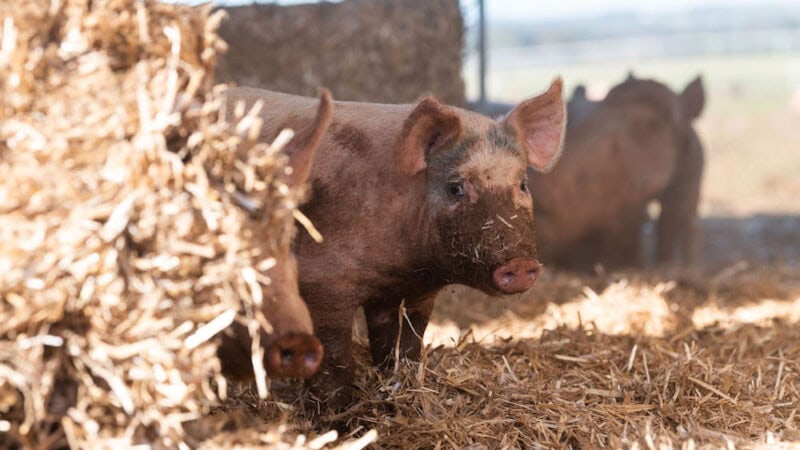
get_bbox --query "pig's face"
[427,128,540,295]
[218,89,333,381]
[219,243,323,380]
[260,248,323,377]
[398,80,566,295]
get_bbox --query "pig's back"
[225,87,412,177]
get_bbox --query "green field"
[464,52,800,216]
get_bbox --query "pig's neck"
[296,170,446,310]
[396,176,451,296]
[353,172,448,301]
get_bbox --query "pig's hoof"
[265,333,324,379]
[492,257,541,294]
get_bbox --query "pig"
[530,74,705,271]
[216,90,333,381]
[225,79,566,409]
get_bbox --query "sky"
[206,0,799,21]
[484,0,798,21]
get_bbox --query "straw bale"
[216,0,466,105]
[0,0,371,448]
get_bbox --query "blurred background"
[460,0,800,221]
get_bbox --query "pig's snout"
[265,333,323,379]
[492,257,541,294]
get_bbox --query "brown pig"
[216,90,333,381]
[226,80,566,408]
[530,74,705,271]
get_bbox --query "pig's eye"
[520,180,528,192]
[448,181,465,199]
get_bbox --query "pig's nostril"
[502,272,515,285]
[304,351,320,370]
[279,348,294,367]
[266,334,323,378]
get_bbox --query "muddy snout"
[492,257,542,294]
[265,333,324,379]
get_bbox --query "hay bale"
[0,1,373,448]
[216,0,466,105]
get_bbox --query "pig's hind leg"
[364,295,435,370]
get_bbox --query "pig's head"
[399,79,566,295]
[606,73,705,134]
[257,250,322,379]
[218,89,332,380]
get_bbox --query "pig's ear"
[680,75,705,120]
[571,84,587,101]
[397,97,462,176]
[283,88,333,187]
[502,78,565,173]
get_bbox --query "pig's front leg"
[363,295,435,369]
[307,307,357,411]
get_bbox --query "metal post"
[478,0,487,106]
